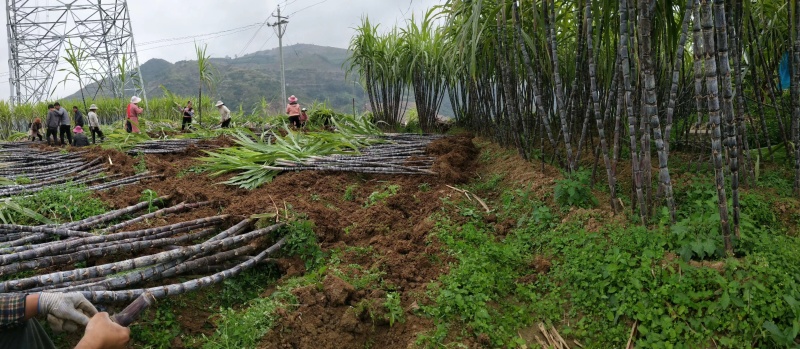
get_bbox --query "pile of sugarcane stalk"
[268,133,443,175]
[126,139,213,155]
[0,198,286,304]
[0,143,158,197]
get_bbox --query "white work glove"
[38,292,98,333]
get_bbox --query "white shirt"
[219,105,231,122]
[88,111,100,128]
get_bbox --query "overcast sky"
[0,0,442,101]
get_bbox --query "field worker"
[182,101,194,131]
[0,292,130,349]
[54,102,72,146]
[72,126,90,147]
[45,104,60,146]
[300,108,309,128]
[29,117,43,142]
[73,106,85,128]
[216,101,231,128]
[127,96,143,133]
[87,104,105,144]
[286,95,302,128]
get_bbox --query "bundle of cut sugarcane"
[0,217,286,305]
[126,139,214,155]
[264,134,443,175]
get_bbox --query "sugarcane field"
[0,0,799,348]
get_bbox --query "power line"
[286,0,331,17]
[138,23,262,46]
[237,18,271,57]
[257,31,277,52]
[268,5,289,105]
[139,25,260,52]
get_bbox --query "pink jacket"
[286,103,301,116]
[127,103,143,118]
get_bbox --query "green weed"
[7,183,107,224]
[131,301,181,348]
[364,184,400,207]
[282,220,325,270]
[344,184,358,202]
[384,292,404,327]
[553,170,597,208]
[134,154,148,174]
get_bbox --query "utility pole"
[268,5,289,106]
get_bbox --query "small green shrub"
[384,292,405,327]
[134,154,148,174]
[343,184,358,202]
[283,220,325,270]
[554,171,597,208]
[364,184,400,207]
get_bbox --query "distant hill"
[72,44,365,114]
[71,43,454,117]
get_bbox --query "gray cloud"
[0,0,441,100]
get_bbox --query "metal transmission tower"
[6,0,147,106]
[268,5,288,105]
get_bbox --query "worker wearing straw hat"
[127,96,143,133]
[216,101,231,128]
[87,104,105,144]
[286,95,302,128]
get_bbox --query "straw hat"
[288,95,298,103]
[73,126,84,133]
[130,96,142,104]
[89,104,98,110]
[301,108,307,111]
[215,101,225,107]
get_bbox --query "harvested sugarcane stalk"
[63,195,172,231]
[1,229,216,275]
[0,215,229,260]
[111,291,157,327]
[81,236,286,303]
[0,222,284,292]
[102,201,211,233]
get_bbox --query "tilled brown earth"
[80,134,480,348]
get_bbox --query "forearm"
[24,293,39,320]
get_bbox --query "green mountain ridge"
[73,44,367,114]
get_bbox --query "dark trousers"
[90,126,105,144]
[0,319,57,349]
[221,119,231,128]
[288,115,301,128]
[182,117,192,130]
[45,127,58,145]
[59,125,72,145]
[30,132,42,141]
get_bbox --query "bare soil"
[75,134,479,348]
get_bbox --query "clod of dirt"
[292,285,325,306]
[339,309,360,333]
[427,134,479,184]
[323,274,355,306]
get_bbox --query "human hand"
[38,292,97,332]
[75,312,130,349]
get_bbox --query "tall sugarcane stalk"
[701,0,734,253]
[619,0,647,224]
[639,0,677,223]
[794,0,800,196]
[585,0,619,213]
[546,0,576,172]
